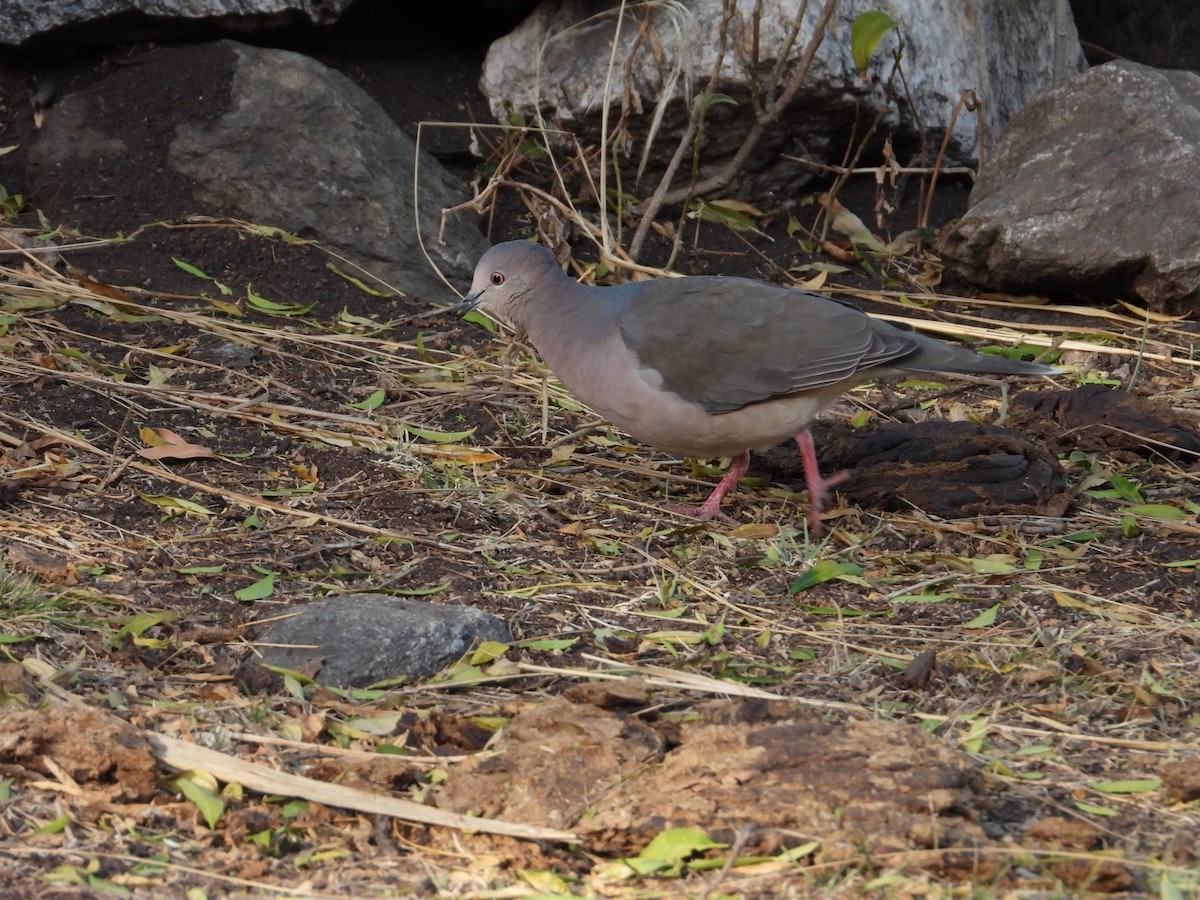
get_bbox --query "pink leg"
[664,451,750,524]
[796,426,848,534]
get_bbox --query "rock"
[26,41,486,303]
[480,0,1084,199]
[940,61,1200,315]
[256,594,512,687]
[0,0,354,47]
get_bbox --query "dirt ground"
[1,9,1199,899]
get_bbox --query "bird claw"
[803,467,850,534]
[663,499,737,525]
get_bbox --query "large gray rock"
[257,594,512,687]
[1,0,353,46]
[940,61,1200,315]
[481,0,1085,199]
[27,41,485,303]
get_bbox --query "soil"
[1,6,1199,898]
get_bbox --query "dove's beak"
[452,289,483,317]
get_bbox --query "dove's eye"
[490,272,505,286]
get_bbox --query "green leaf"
[776,840,821,862]
[1088,778,1162,794]
[350,389,387,411]
[702,93,738,109]
[116,612,181,638]
[789,559,864,593]
[963,603,1000,628]
[139,494,216,518]
[281,799,309,818]
[175,775,225,829]
[343,713,403,736]
[1108,474,1144,503]
[246,285,311,317]
[969,554,1018,574]
[850,10,900,76]
[283,672,307,699]
[1163,558,1200,568]
[468,640,510,665]
[401,422,477,443]
[1120,514,1142,538]
[387,581,451,597]
[31,813,71,835]
[460,308,497,332]
[690,199,766,235]
[516,637,579,651]
[327,262,391,297]
[234,572,276,602]
[620,827,726,873]
[1160,872,1187,900]
[1073,800,1118,817]
[640,827,725,859]
[172,257,212,279]
[260,665,315,685]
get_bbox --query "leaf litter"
[1,95,1200,895]
[1,218,1197,897]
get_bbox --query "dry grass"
[2,213,1199,898]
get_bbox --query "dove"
[455,240,1054,532]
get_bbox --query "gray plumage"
[455,240,1054,528]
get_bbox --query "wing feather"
[617,276,917,413]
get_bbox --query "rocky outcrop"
[480,0,1086,198]
[940,61,1200,315]
[25,41,486,302]
[0,0,355,46]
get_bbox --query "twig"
[919,89,979,229]
[629,0,840,258]
[784,156,976,179]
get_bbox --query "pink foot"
[796,427,848,534]
[663,451,750,525]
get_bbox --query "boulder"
[480,0,1086,199]
[26,41,486,302]
[0,0,354,47]
[940,61,1200,315]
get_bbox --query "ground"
[1,13,1200,900]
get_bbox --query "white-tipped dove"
[455,240,1055,532]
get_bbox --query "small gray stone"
[257,594,511,687]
